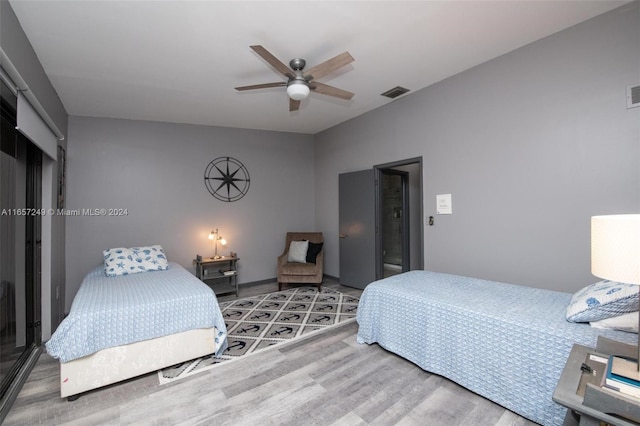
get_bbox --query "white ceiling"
[9,0,630,135]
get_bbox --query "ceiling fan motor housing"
[289,58,306,71]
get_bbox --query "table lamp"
[208,228,227,259]
[591,214,640,374]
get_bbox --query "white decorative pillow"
[104,244,169,277]
[287,240,309,263]
[590,312,639,333]
[566,280,639,323]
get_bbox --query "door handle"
[339,233,348,239]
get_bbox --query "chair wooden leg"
[278,283,282,291]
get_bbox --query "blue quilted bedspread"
[46,262,228,363]
[356,271,638,426]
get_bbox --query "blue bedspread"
[46,262,228,363]
[356,271,638,426]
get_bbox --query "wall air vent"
[381,86,410,99]
[627,83,640,109]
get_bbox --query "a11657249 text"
[1,208,129,216]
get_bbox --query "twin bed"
[356,270,638,426]
[46,259,228,399]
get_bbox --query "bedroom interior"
[0,0,639,424]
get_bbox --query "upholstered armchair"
[277,232,324,291]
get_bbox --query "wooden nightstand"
[194,256,239,297]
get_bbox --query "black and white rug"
[158,286,359,384]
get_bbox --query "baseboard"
[237,275,339,288]
[239,277,278,288]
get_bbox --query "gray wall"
[1,0,68,337]
[315,2,640,293]
[65,116,315,310]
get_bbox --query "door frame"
[374,157,424,280]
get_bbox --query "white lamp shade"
[287,82,310,101]
[591,214,640,284]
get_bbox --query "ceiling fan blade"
[311,82,354,100]
[235,82,286,91]
[289,98,301,112]
[250,45,295,79]
[305,51,354,81]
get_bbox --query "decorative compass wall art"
[204,156,251,202]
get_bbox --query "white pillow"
[591,312,639,333]
[287,240,309,263]
[104,244,169,277]
[566,280,639,323]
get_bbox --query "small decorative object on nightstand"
[208,228,227,259]
[194,255,239,297]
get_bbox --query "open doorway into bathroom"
[374,157,423,279]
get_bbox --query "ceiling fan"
[235,45,355,111]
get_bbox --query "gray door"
[339,169,376,289]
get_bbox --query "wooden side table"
[553,339,640,426]
[194,256,239,297]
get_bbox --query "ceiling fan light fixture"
[287,80,310,101]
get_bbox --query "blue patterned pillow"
[566,280,639,322]
[103,245,169,277]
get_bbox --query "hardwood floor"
[4,281,539,425]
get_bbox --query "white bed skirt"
[60,327,217,398]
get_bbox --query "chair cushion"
[280,262,318,276]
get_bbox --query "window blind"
[16,91,57,159]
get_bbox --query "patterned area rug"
[158,286,359,384]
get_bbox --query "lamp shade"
[591,214,640,284]
[286,81,310,101]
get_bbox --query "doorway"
[375,158,423,280]
[379,169,408,277]
[338,157,423,289]
[0,78,42,419]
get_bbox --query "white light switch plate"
[436,194,452,214]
